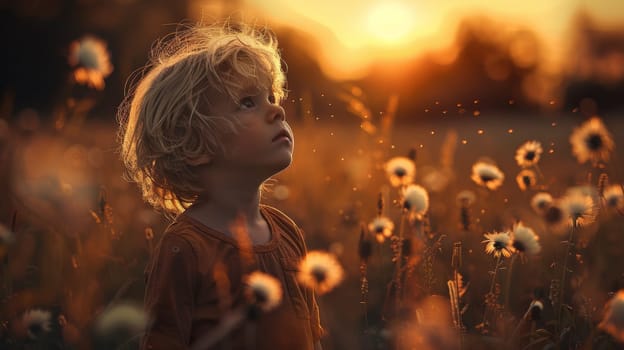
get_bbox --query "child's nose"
[267,105,286,122]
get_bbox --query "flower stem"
[482,255,502,327]
[394,213,406,316]
[503,254,518,313]
[558,217,577,330]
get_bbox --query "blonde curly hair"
[118,22,287,216]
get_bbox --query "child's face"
[210,85,293,177]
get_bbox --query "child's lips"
[272,129,292,143]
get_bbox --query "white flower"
[603,185,624,210]
[562,189,596,225]
[511,222,541,256]
[542,200,570,235]
[515,141,543,168]
[94,303,148,336]
[598,290,624,343]
[471,161,504,190]
[68,35,114,90]
[22,309,52,339]
[402,184,429,218]
[482,231,513,258]
[569,117,615,165]
[244,271,283,312]
[368,216,394,243]
[297,251,344,295]
[531,192,553,214]
[516,169,537,191]
[385,157,415,187]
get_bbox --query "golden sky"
[198,0,624,79]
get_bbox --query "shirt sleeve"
[141,233,197,350]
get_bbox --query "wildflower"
[482,231,513,258]
[402,184,429,219]
[515,141,543,168]
[511,222,541,256]
[94,303,147,337]
[542,200,569,235]
[297,251,344,295]
[561,190,596,225]
[598,290,624,343]
[531,192,553,214]
[516,169,537,191]
[569,117,615,164]
[244,271,283,312]
[603,185,624,210]
[368,216,394,243]
[471,161,504,190]
[385,156,415,187]
[68,35,114,90]
[21,309,52,339]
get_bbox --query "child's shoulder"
[155,215,220,254]
[261,204,297,228]
[261,204,307,251]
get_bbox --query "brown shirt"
[141,205,323,350]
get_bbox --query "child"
[118,22,323,350]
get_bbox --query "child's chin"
[268,155,292,174]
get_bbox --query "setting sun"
[366,2,416,45]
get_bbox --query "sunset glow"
[366,2,416,45]
[242,0,624,79]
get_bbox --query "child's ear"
[185,155,212,166]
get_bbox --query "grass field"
[1,111,623,349]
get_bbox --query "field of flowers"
[1,19,624,350]
[1,100,623,349]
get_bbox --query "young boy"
[118,23,323,349]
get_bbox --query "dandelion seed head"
[21,309,52,340]
[402,184,429,218]
[68,36,113,90]
[570,117,614,164]
[562,190,596,225]
[94,303,148,337]
[531,192,553,214]
[471,161,504,190]
[385,157,415,187]
[543,201,570,234]
[603,185,624,209]
[598,290,624,343]
[482,231,512,258]
[516,169,537,191]
[515,140,543,168]
[511,222,541,256]
[297,251,344,295]
[368,216,394,241]
[245,271,283,312]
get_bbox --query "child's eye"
[268,94,276,105]
[239,97,255,109]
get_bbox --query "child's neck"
[184,181,269,242]
[194,189,261,219]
